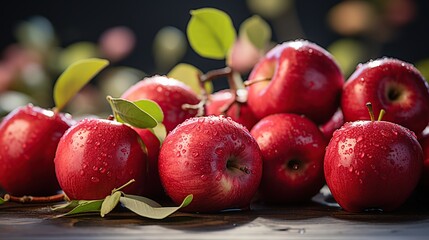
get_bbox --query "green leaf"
[0,197,5,205]
[133,99,164,123]
[107,96,159,128]
[100,191,121,217]
[239,15,271,50]
[168,63,213,95]
[53,199,103,218]
[150,123,167,143]
[51,200,79,211]
[187,8,236,60]
[122,194,162,208]
[120,194,193,220]
[54,58,109,112]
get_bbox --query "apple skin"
[158,115,263,212]
[319,108,344,140]
[324,120,423,212]
[205,89,259,130]
[250,113,328,203]
[55,118,147,200]
[418,133,429,190]
[0,104,74,196]
[132,128,164,199]
[341,58,429,135]
[247,40,344,124]
[121,75,200,132]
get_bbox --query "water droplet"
[99,167,106,174]
[79,170,84,176]
[95,142,101,146]
[181,149,186,154]
[82,163,88,169]
[341,145,345,150]
[215,173,222,181]
[356,136,363,142]
[348,166,354,172]
[107,171,112,177]
[176,152,181,157]
[198,118,205,123]
[359,179,363,184]
[231,134,237,140]
[178,144,183,149]
[156,86,163,93]
[209,120,214,124]
[359,152,365,158]
[102,161,108,166]
[121,148,127,153]
[200,174,207,180]
[192,152,199,157]
[92,166,98,171]
[215,148,224,155]
[370,164,376,170]
[184,161,190,167]
[91,176,100,183]
[79,136,83,140]
[380,130,389,137]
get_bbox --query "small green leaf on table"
[187,8,236,60]
[100,191,121,217]
[54,58,109,112]
[53,199,103,218]
[120,194,193,220]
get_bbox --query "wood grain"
[1,191,429,239]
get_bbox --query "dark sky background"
[1,0,428,75]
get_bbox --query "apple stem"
[227,159,251,174]
[378,109,386,121]
[3,193,66,204]
[243,77,271,86]
[366,102,375,122]
[111,179,136,194]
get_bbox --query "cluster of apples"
[1,39,429,214]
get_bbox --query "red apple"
[121,75,200,132]
[250,113,328,203]
[341,58,429,135]
[418,133,429,190]
[205,89,259,130]
[0,104,74,196]
[319,108,344,140]
[132,128,164,199]
[247,40,344,124]
[158,115,263,212]
[324,118,423,212]
[55,118,147,200]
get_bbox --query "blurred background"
[0,0,428,117]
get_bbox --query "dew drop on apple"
[82,163,88,169]
[92,166,98,171]
[107,171,112,177]
[181,149,186,154]
[200,174,207,180]
[348,166,354,172]
[215,148,224,156]
[176,151,181,157]
[198,118,205,123]
[192,151,199,157]
[359,152,365,158]
[91,176,100,183]
[79,170,84,176]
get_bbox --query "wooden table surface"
[1,189,429,240]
